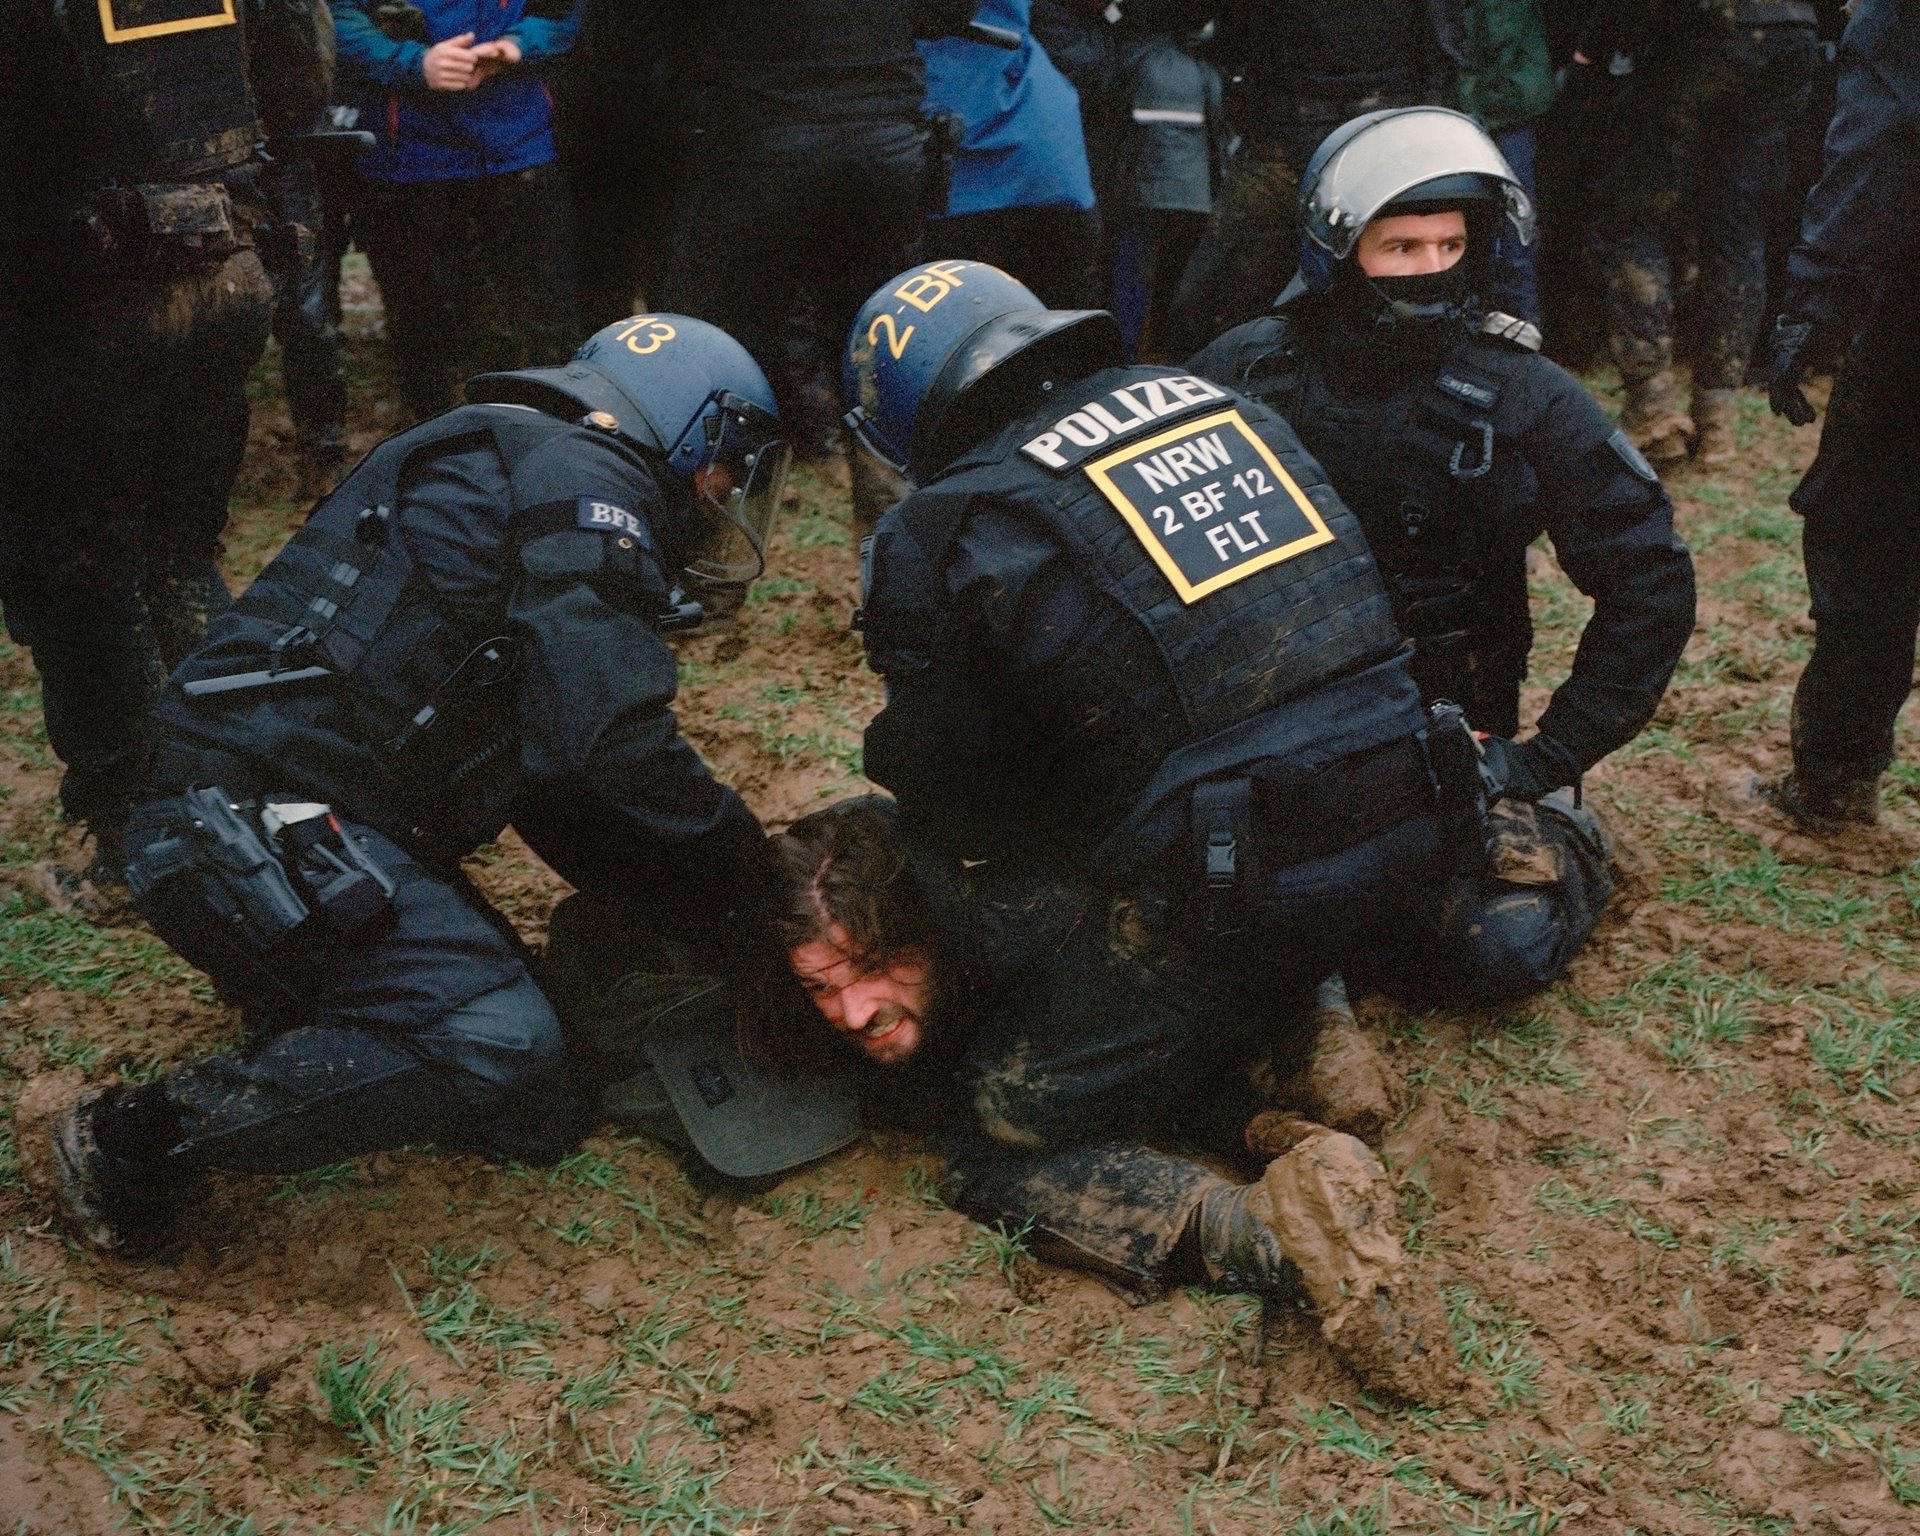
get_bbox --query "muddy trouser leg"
[1581,61,1695,391]
[466,164,580,380]
[1790,354,1920,789]
[940,869,1326,1298]
[1162,132,1299,359]
[117,822,589,1182]
[142,248,272,670]
[0,257,269,836]
[943,1139,1225,1303]
[1351,795,1613,1008]
[1690,29,1820,393]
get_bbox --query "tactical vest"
[1228,313,1540,729]
[863,365,1435,883]
[153,406,666,867]
[67,0,262,186]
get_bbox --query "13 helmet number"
[614,317,677,356]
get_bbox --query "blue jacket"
[333,0,579,184]
[921,0,1095,215]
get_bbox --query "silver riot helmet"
[1295,108,1536,330]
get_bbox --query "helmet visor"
[684,392,791,584]
[1302,109,1536,261]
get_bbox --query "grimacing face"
[787,922,934,1067]
[1354,209,1469,278]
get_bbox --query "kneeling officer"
[22,316,792,1256]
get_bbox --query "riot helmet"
[843,261,1125,483]
[470,316,791,585]
[1294,107,1535,331]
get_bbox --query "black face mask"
[1365,262,1474,327]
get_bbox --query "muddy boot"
[1691,387,1739,468]
[1260,975,1400,1143]
[1621,368,1693,470]
[1259,1130,1455,1402]
[1754,768,1881,837]
[15,1076,192,1258]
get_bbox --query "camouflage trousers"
[1583,25,1822,391]
[1164,93,1414,357]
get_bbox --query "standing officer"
[1761,0,1920,834]
[1574,0,1824,467]
[1,0,333,884]
[835,260,1489,1395]
[1190,109,1696,1004]
[20,317,793,1258]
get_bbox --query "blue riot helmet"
[470,315,792,584]
[843,260,1124,483]
[1294,107,1535,323]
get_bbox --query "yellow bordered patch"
[98,0,236,44]
[1084,408,1334,604]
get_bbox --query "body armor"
[152,406,668,868]
[863,365,1437,877]
[1214,314,1540,733]
[65,0,263,187]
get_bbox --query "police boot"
[1621,369,1693,470]
[15,1076,194,1259]
[1691,388,1739,469]
[1755,768,1880,837]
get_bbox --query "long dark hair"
[739,796,952,1073]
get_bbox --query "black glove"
[1767,316,1829,426]
[1478,734,1579,803]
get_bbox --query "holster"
[126,787,321,1005]
[1423,701,1492,880]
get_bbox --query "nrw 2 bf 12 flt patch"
[1084,409,1333,603]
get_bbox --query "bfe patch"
[1084,409,1333,603]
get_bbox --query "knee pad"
[414,973,566,1094]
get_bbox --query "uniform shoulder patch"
[1605,428,1660,484]
[1084,408,1334,604]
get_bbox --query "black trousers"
[117,808,586,1181]
[263,157,348,449]
[0,244,272,833]
[356,163,580,421]
[1788,313,1920,787]
[659,115,927,424]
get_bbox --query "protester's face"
[1355,211,1469,277]
[788,923,934,1067]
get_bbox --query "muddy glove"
[1478,733,1579,803]
[1767,316,1834,426]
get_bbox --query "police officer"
[1,0,333,884]
[1760,0,1920,834]
[834,260,1484,1395]
[19,317,793,1257]
[1190,109,1697,1004]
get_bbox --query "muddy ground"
[0,308,1915,1536]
